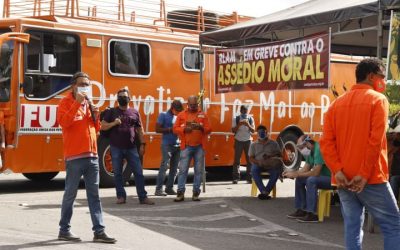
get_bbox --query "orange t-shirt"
[173,109,212,149]
[320,84,389,184]
[184,112,204,146]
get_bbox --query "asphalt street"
[0,169,384,250]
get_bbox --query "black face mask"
[117,96,129,106]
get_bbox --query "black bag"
[99,107,117,138]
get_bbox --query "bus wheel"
[22,172,59,181]
[279,132,302,171]
[97,136,132,188]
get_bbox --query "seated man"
[249,125,283,200]
[284,135,332,223]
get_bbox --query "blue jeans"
[389,175,400,201]
[177,145,204,193]
[338,183,400,250]
[295,176,332,213]
[156,144,180,191]
[59,157,105,234]
[251,164,282,195]
[110,145,147,202]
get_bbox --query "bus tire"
[279,131,302,171]
[22,172,59,181]
[98,136,132,188]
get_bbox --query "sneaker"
[93,232,117,243]
[192,192,201,201]
[58,231,81,242]
[287,209,307,219]
[116,197,126,204]
[154,190,167,196]
[297,212,319,223]
[165,188,177,195]
[174,191,185,202]
[257,193,271,200]
[232,180,238,184]
[140,197,155,205]
[246,179,252,184]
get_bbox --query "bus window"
[0,41,13,102]
[109,39,151,78]
[25,31,80,99]
[182,47,203,72]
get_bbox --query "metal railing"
[3,0,251,33]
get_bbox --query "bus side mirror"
[22,76,33,96]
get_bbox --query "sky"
[0,0,309,19]
[168,0,308,17]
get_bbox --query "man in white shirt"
[231,105,255,184]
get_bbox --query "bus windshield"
[0,40,13,102]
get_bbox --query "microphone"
[85,96,97,123]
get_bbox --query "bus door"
[0,31,30,149]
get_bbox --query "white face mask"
[300,147,311,157]
[77,86,92,99]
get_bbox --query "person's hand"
[283,171,297,179]
[184,125,193,133]
[113,118,122,126]
[335,171,350,189]
[347,175,367,193]
[75,92,86,103]
[241,119,250,127]
[193,123,204,131]
[139,144,145,156]
[0,142,5,152]
[91,105,99,118]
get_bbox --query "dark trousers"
[232,139,251,180]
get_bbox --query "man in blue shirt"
[155,100,184,196]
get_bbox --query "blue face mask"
[258,130,267,139]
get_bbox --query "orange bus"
[0,0,356,187]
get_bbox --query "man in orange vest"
[320,59,400,250]
[57,72,116,243]
[173,95,211,202]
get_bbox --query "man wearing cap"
[320,58,400,249]
[232,105,255,184]
[283,135,331,223]
[154,100,184,196]
[249,125,283,200]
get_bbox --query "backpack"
[235,115,253,126]
[99,107,118,138]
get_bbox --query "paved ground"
[0,169,384,250]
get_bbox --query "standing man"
[101,87,154,205]
[154,100,184,196]
[232,105,255,184]
[57,72,116,243]
[320,58,400,250]
[250,125,282,200]
[173,95,211,202]
[284,135,332,223]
